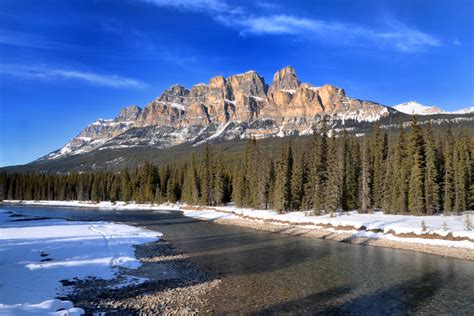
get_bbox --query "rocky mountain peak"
[43,66,422,162]
[226,70,266,97]
[157,84,190,103]
[209,75,226,89]
[271,66,301,91]
[116,105,142,122]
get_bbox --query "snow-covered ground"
[183,205,474,249]
[4,200,181,211]
[4,200,474,250]
[0,207,162,315]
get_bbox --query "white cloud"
[0,64,147,88]
[230,15,439,52]
[453,38,461,46]
[143,0,239,14]
[144,0,440,53]
[0,31,75,50]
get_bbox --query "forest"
[2,117,473,215]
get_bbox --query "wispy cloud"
[144,0,440,53]
[0,30,76,50]
[143,0,241,14]
[0,64,147,88]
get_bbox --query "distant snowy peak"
[453,106,474,114]
[393,101,446,115]
[393,101,474,116]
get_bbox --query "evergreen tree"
[371,122,385,209]
[182,155,201,205]
[274,143,293,213]
[443,130,455,213]
[200,144,214,205]
[213,150,225,206]
[325,134,341,213]
[424,122,440,214]
[453,132,470,214]
[291,153,305,211]
[407,117,425,214]
[314,118,329,213]
[232,163,246,207]
[359,138,371,213]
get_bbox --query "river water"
[2,205,474,314]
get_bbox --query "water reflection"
[3,205,473,314]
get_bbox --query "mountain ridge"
[36,66,473,164]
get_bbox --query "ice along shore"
[4,200,474,261]
[0,205,219,315]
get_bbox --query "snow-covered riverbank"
[4,200,474,257]
[0,207,162,315]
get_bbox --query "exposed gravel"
[62,239,220,315]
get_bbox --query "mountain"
[393,101,446,115]
[39,66,396,162]
[393,101,474,116]
[3,66,472,173]
[453,106,474,114]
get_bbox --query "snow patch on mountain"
[393,101,446,115]
[453,106,474,114]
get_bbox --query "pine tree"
[424,122,440,214]
[200,144,214,205]
[371,122,385,209]
[443,130,455,213]
[213,150,225,206]
[91,177,100,202]
[407,117,425,214]
[453,132,470,214]
[110,175,120,202]
[325,134,341,213]
[274,143,293,213]
[408,151,425,214]
[232,163,246,207]
[314,118,329,213]
[182,155,201,205]
[359,138,371,213]
[291,153,305,211]
[166,175,177,203]
[304,126,319,211]
[245,138,260,208]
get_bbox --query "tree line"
[1,117,472,215]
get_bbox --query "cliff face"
[135,66,389,127]
[41,66,397,160]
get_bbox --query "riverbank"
[4,200,474,261]
[0,205,219,314]
[182,206,474,261]
[64,239,220,314]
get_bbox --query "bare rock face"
[156,84,190,103]
[225,71,267,122]
[43,66,397,161]
[318,84,346,112]
[270,66,301,91]
[116,105,142,122]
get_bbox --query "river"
[2,205,474,314]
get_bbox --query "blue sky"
[0,0,472,167]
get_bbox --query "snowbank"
[0,207,162,313]
[0,299,84,316]
[4,200,474,251]
[183,206,474,250]
[5,200,181,211]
